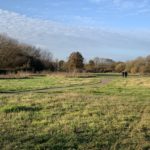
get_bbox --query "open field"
[0,74,150,150]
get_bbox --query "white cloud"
[0,9,150,61]
[89,0,150,14]
[113,0,149,10]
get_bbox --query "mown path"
[0,78,113,95]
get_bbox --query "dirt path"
[0,78,113,95]
[101,78,112,85]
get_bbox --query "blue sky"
[0,0,150,61]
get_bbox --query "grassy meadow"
[0,73,150,150]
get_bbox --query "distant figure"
[122,71,125,78]
[124,71,128,78]
[122,71,128,78]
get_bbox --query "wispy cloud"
[89,0,150,15]
[0,9,150,60]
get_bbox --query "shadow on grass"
[4,105,42,113]
[0,77,32,80]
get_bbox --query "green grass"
[0,74,150,150]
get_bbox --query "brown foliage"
[0,34,53,73]
[67,52,84,72]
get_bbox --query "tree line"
[0,34,55,73]
[0,34,150,74]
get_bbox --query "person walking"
[124,71,128,78]
[122,71,125,78]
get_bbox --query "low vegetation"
[0,74,149,149]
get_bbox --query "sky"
[0,0,150,61]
